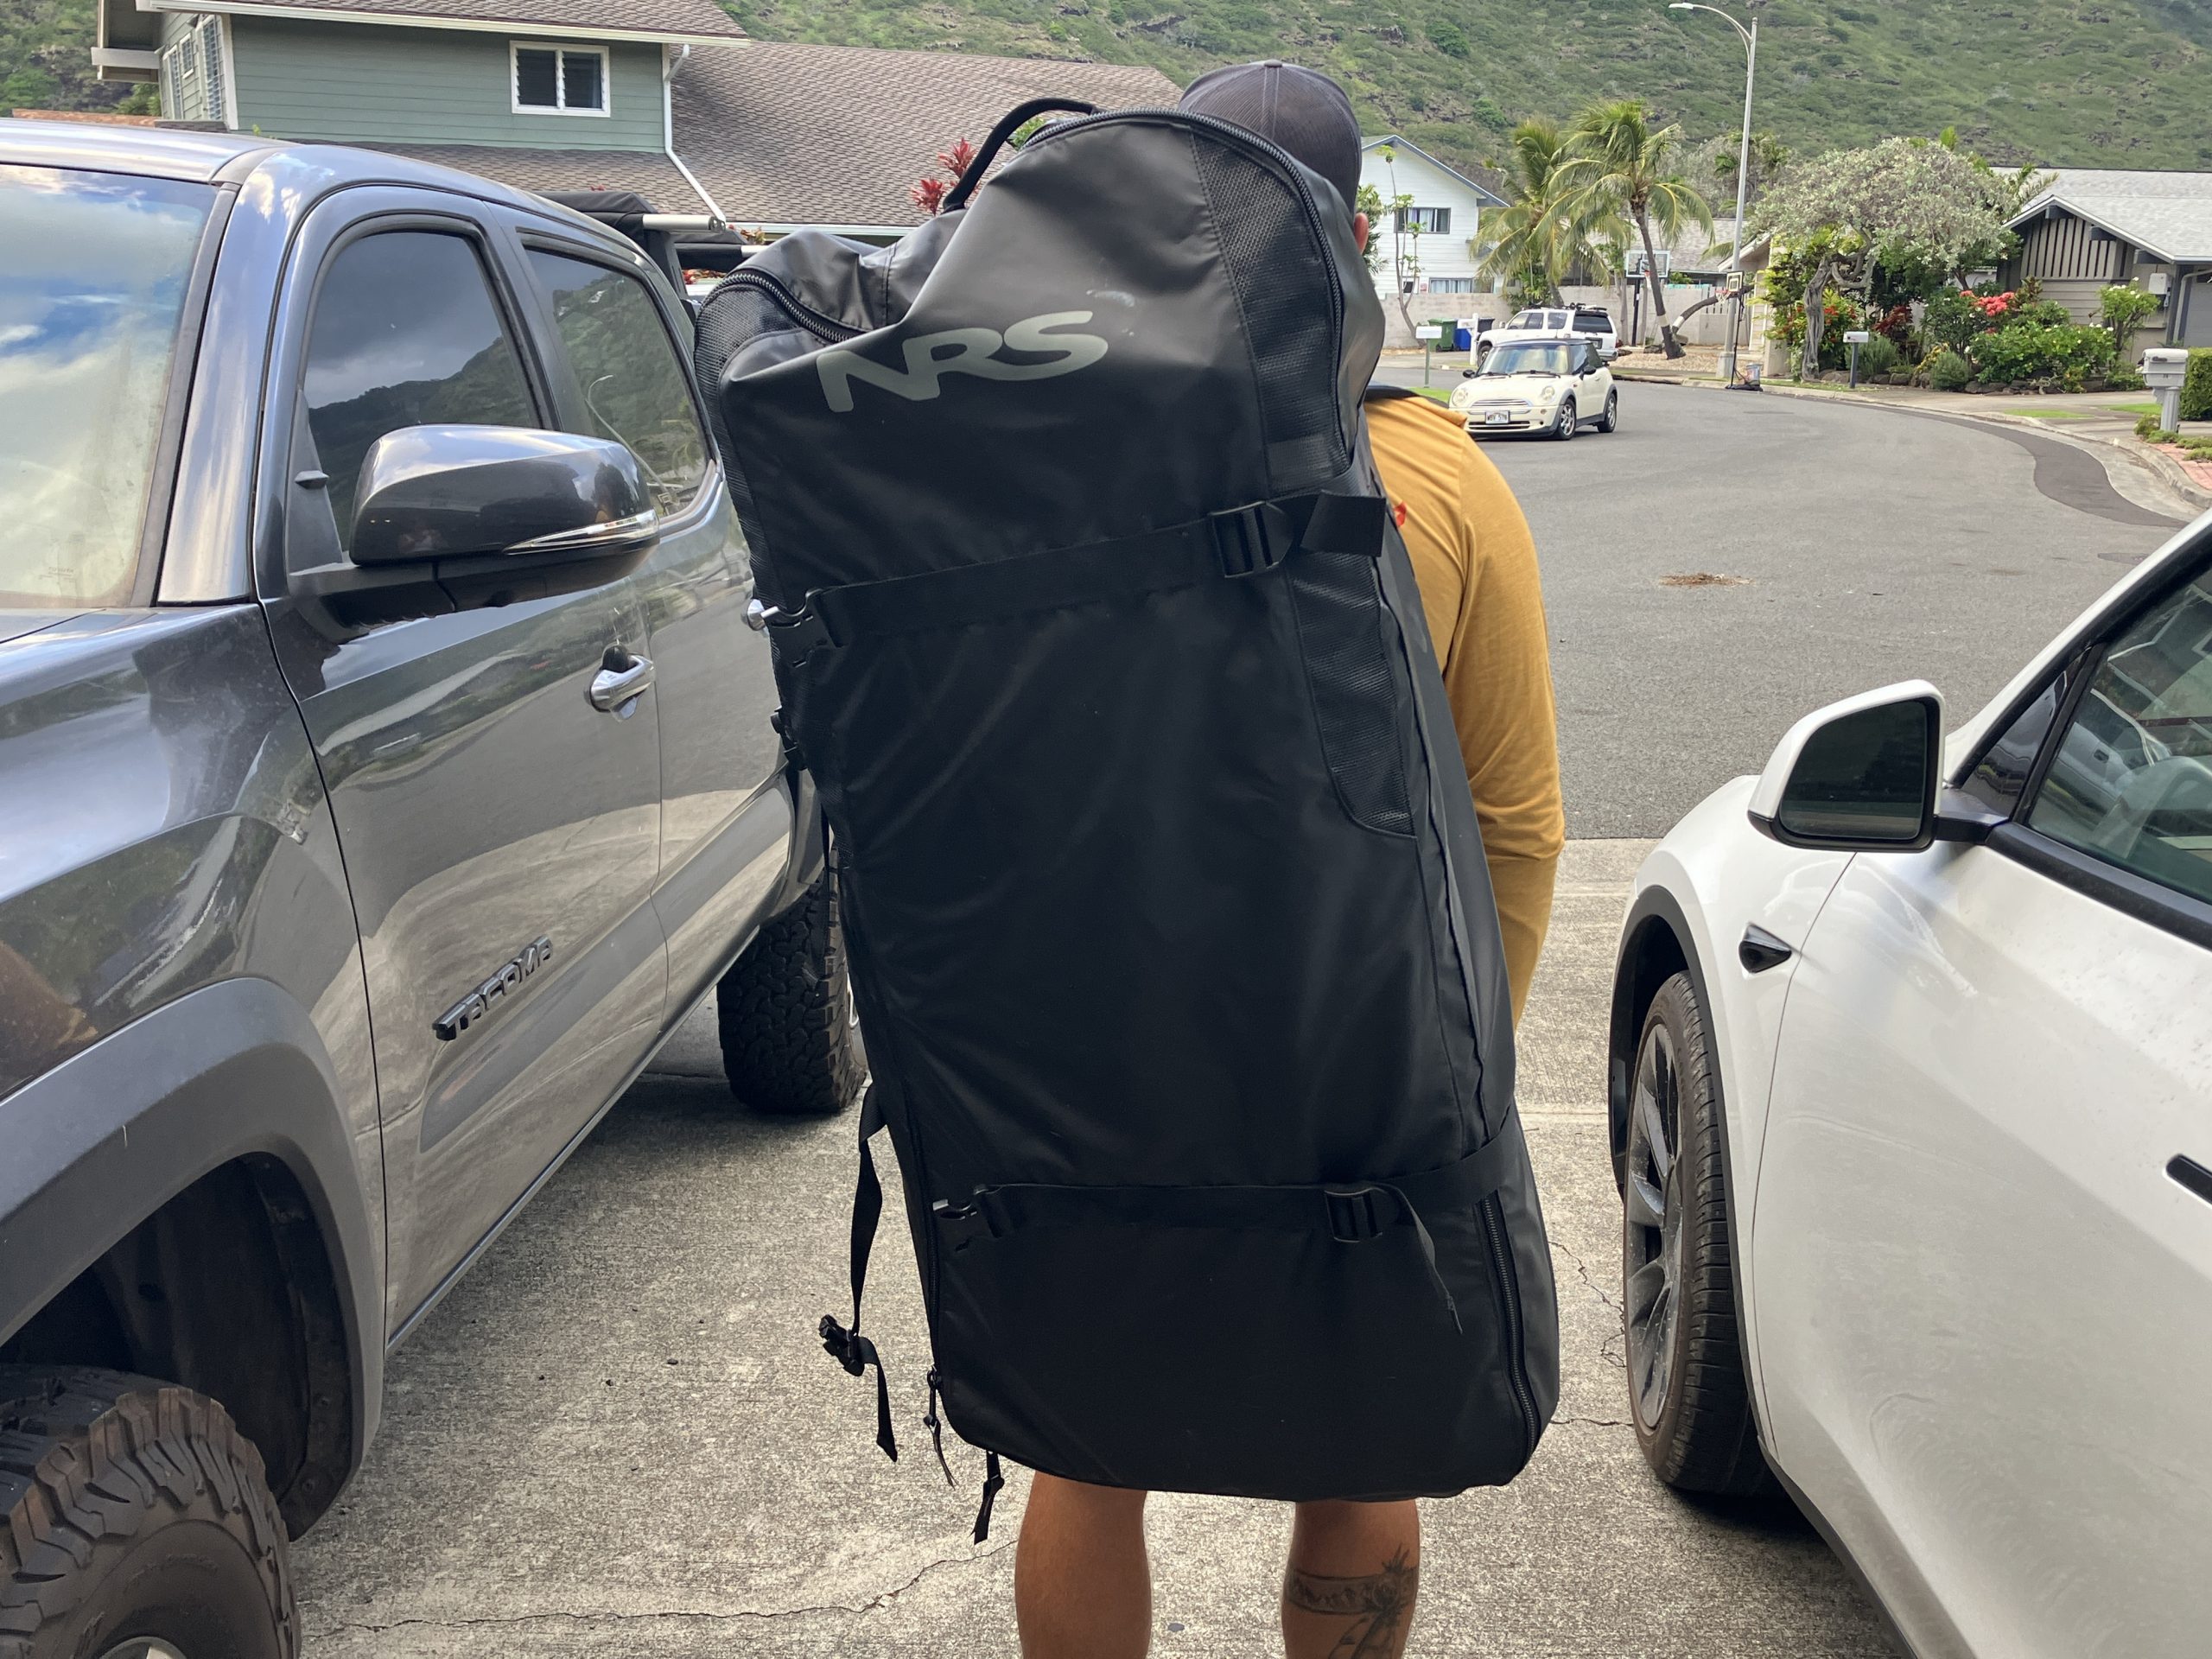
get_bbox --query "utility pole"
[1670,3,1758,384]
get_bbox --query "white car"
[1450,337,1616,440]
[1609,514,2212,1658]
[1476,303,1618,364]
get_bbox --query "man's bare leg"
[1015,1473,1153,1659]
[1281,1500,1421,1659]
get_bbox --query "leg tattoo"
[1283,1546,1420,1659]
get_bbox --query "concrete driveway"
[295,841,1896,1657]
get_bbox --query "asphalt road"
[289,386,2185,1655]
[1389,374,2187,836]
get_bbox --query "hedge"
[1968,320,2116,391]
[2183,348,2212,422]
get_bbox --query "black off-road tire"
[1551,397,1577,441]
[716,866,864,1116]
[1622,975,1770,1496]
[1598,390,1619,433]
[0,1369,295,1659]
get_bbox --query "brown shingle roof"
[672,41,1179,227]
[365,143,714,210]
[157,0,744,45]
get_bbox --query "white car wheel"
[1624,973,1769,1494]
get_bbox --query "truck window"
[526,250,709,517]
[302,231,537,544]
[0,166,213,607]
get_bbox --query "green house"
[87,2,1178,231]
[92,0,749,207]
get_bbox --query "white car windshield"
[1483,342,1578,378]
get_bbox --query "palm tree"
[1557,99,1713,359]
[1477,118,1625,306]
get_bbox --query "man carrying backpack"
[1010,61,1566,1659]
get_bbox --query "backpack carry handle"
[942,98,1099,212]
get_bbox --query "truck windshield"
[0,166,213,609]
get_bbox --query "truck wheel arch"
[0,977,381,1534]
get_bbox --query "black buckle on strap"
[818,1313,875,1376]
[931,1197,994,1249]
[1210,502,1294,577]
[1324,1185,1389,1243]
[762,604,834,659]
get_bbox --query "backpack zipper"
[715,268,864,345]
[1480,1192,1541,1455]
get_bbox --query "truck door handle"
[588,648,654,714]
[2169,1155,2212,1208]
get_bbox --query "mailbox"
[2144,347,2191,432]
[2143,347,2190,388]
[2141,349,2194,389]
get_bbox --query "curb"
[1614,370,2212,517]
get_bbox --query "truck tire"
[0,1368,295,1659]
[1621,975,1770,1496]
[717,867,864,1116]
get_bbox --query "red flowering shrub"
[911,137,981,215]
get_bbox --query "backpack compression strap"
[927,1125,1530,1335]
[818,1084,899,1465]
[762,491,1386,659]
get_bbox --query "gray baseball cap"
[1179,60,1363,213]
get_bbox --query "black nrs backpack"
[696,99,1558,1531]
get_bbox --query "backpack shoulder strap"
[1364,381,1421,403]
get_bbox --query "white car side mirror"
[1748,681,1944,851]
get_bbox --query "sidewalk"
[1608,358,2212,512]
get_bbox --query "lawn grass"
[2114,402,2164,417]
[1998,408,2097,421]
[1413,385,1452,404]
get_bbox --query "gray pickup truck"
[0,122,859,1657]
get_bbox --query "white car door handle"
[588,650,654,714]
[1739,924,1795,974]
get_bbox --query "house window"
[1395,206,1452,235]
[512,44,608,116]
[159,41,187,117]
[1428,277,1475,294]
[195,16,226,126]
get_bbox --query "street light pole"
[1669,3,1758,384]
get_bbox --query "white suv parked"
[1476,304,1618,365]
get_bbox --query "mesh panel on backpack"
[1191,135,1347,492]
[1287,550,1414,836]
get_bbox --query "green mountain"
[10,0,2209,175]
[3,0,143,118]
[721,0,2212,174]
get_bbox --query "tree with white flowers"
[1756,137,2011,378]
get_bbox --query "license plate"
[1484,411,1511,426]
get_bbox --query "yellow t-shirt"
[1367,392,1565,1023]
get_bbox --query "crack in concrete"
[1552,1234,1631,1374]
[1551,1236,1622,1320]
[308,1542,1002,1637]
